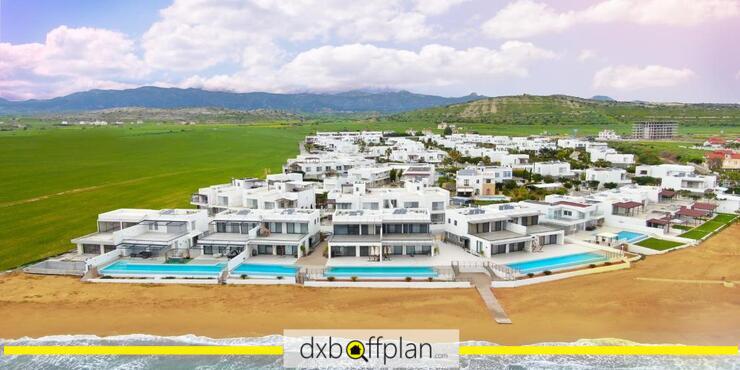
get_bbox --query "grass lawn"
[678,213,738,240]
[671,225,693,231]
[635,238,684,251]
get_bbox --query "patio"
[326,240,482,267]
[488,243,594,265]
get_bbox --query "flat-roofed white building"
[635,164,694,178]
[585,168,630,187]
[444,203,564,258]
[192,177,317,214]
[328,208,435,260]
[72,209,209,257]
[283,153,374,180]
[455,166,513,197]
[532,161,573,178]
[328,181,449,224]
[524,199,604,235]
[635,164,718,193]
[197,208,320,259]
[557,138,589,149]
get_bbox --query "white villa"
[72,209,209,257]
[327,181,449,224]
[283,153,374,180]
[532,161,573,178]
[585,168,630,187]
[328,208,436,261]
[197,208,320,259]
[456,166,513,197]
[191,176,317,215]
[444,203,565,258]
[635,164,718,193]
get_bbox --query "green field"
[635,238,684,251]
[678,214,738,240]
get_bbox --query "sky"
[1,0,739,102]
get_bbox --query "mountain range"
[0,87,483,115]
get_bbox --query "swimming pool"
[506,252,607,274]
[231,263,298,277]
[99,260,226,277]
[616,230,647,243]
[325,266,437,278]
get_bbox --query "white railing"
[226,248,250,273]
[84,249,122,272]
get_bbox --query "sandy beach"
[1,224,738,345]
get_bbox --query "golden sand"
[1,224,738,344]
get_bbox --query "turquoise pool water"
[231,263,298,277]
[100,260,226,277]
[325,266,437,278]
[506,252,607,274]
[616,230,646,243]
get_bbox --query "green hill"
[390,94,740,127]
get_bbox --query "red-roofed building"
[703,137,726,147]
[704,149,740,170]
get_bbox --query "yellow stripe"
[2,345,737,356]
[458,345,739,356]
[3,346,283,356]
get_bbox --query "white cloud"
[142,0,450,71]
[483,0,740,38]
[180,41,557,92]
[593,65,695,90]
[412,0,470,15]
[577,49,598,62]
[0,26,147,99]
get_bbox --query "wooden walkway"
[458,272,512,324]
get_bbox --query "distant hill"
[392,94,740,126]
[40,107,300,123]
[591,95,615,101]
[0,87,484,115]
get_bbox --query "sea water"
[1,335,737,369]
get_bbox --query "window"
[563,210,572,216]
[264,202,275,209]
[403,201,419,208]
[300,223,308,234]
[287,223,295,234]
[269,222,282,233]
[82,244,99,254]
[258,245,273,254]
[203,245,213,255]
[432,202,444,211]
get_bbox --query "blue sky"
[1,0,739,102]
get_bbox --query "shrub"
[543,270,552,275]
[327,276,335,281]
[589,264,596,268]
[405,277,412,282]
[427,277,433,282]
[351,276,358,282]
[277,276,284,280]
[527,273,535,278]
[241,274,248,279]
